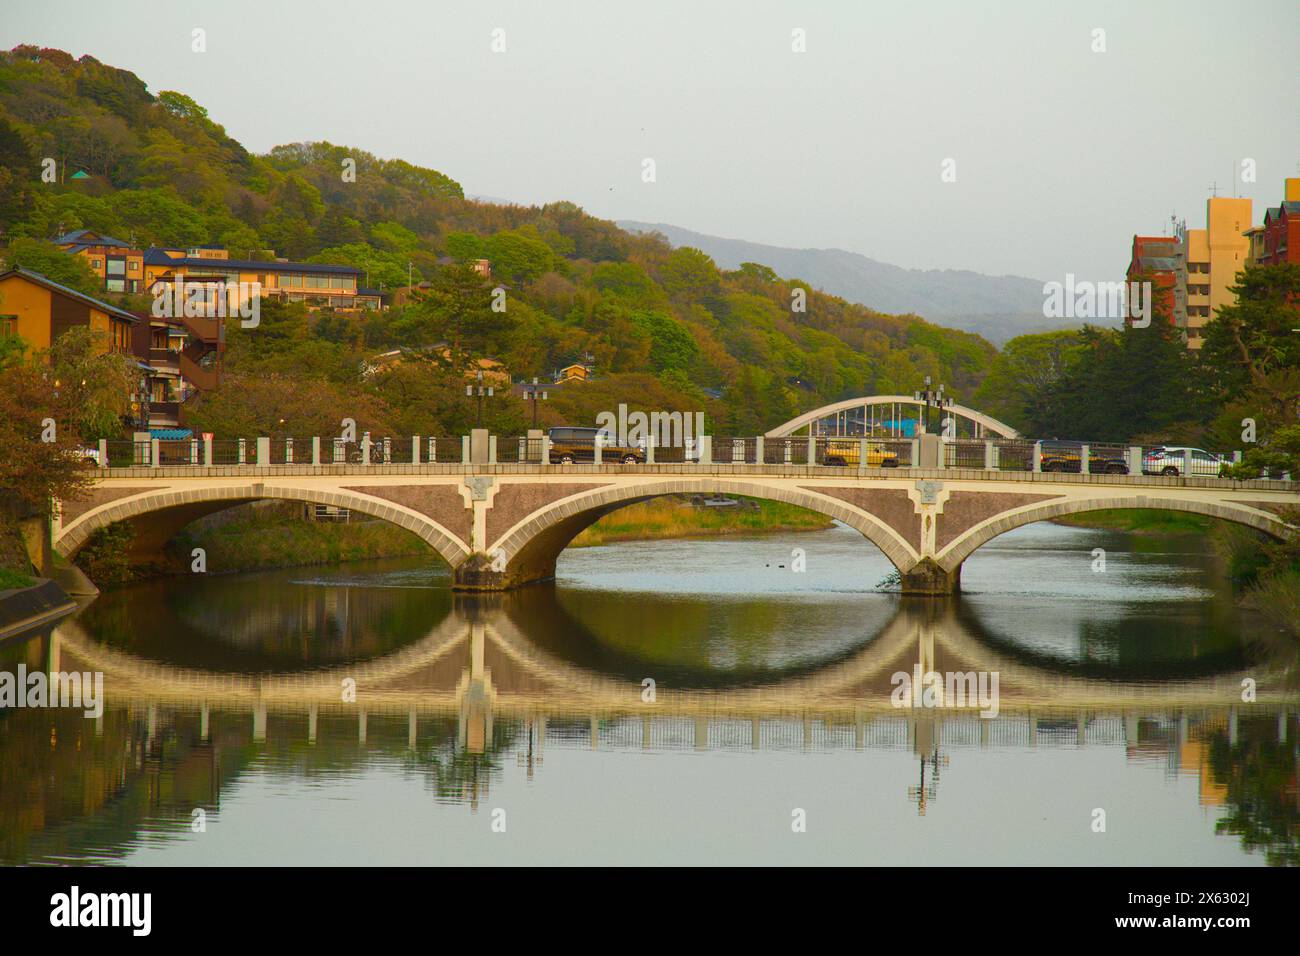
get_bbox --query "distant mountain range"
[618,221,1096,345]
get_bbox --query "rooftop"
[0,267,140,324]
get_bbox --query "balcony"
[149,347,181,369]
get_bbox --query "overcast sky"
[3,0,1298,282]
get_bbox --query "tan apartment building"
[1167,196,1251,351]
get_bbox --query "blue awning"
[149,428,192,440]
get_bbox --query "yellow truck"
[821,438,901,468]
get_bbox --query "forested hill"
[0,45,997,435]
[620,220,1064,345]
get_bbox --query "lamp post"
[521,377,548,428]
[912,376,953,437]
[466,369,493,426]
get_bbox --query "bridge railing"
[88,433,1281,480]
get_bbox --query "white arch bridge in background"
[766,394,1020,440]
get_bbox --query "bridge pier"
[899,558,961,596]
[452,553,556,591]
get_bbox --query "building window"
[90,259,102,270]
[106,278,125,292]
[0,315,16,338]
[106,259,125,275]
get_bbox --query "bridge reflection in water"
[3,590,1297,865]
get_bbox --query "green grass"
[177,505,431,574]
[572,496,834,547]
[0,567,35,590]
[1052,508,1216,536]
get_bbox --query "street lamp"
[521,377,548,428]
[913,376,953,436]
[466,369,493,426]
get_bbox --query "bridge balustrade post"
[98,439,107,469]
[360,432,371,466]
[910,438,919,469]
[1183,449,1192,478]
[411,436,420,465]
[488,435,497,464]
[203,436,213,467]
[593,434,602,465]
[238,437,247,464]
[284,437,293,464]
[256,437,269,466]
[461,435,470,462]
[312,436,321,466]
[383,437,392,464]
[428,437,437,462]
[1080,444,1090,475]
[541,435,551,465]
[1128,445,1142,476]
[749,435,760,465]
[646,434,655,465]
[807,433,816,466]
[698,435,711,466]
[1031,441,1042,473]
[150,438,160,469]
[984,440,996,471]
[858,438,869,474]
[190,438,199,464]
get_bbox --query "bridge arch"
[475,478,920,590]
[938,494,1292,572]
[55,483,471,569]
[767,394,1019,439]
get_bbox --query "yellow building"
[1171,197,1251,351]
[1206,196,1251,322]
[0,267,138,352]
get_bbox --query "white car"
[1143,446,1227,477]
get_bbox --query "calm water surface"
[2,521,1297,866]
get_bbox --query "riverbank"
[571,496,834,547]
[1051,509,1214,535]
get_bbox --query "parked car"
[820,438,901,468]
[547,426,645,464]
[77,445,101,467]
[1143,446,1227,477]
[1039,441,1129,474]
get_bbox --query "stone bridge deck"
[55,459,1297,594]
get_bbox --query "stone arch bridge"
[53,454,1296,594]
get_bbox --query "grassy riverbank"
[173,503,431,576]
[572,496,834,547]
[1051,509,1215,535]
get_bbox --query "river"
[1,520,1296,865]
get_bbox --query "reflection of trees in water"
[953,600,1250,681]
[75,571,454,672]
[1209,718,1299,867]
[0,699,517,864]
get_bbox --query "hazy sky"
[3,0,1298,282]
